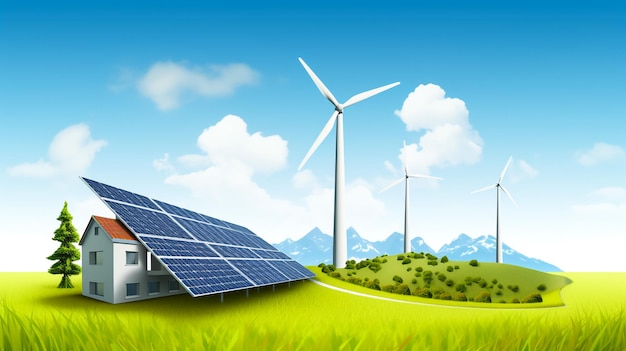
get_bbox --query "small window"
[168,280,179,292]
[89,251,103,265]
[94,227,99,235]
[126,283,139,297]
[89,282,104,296]
[126,251,138,265]
[148,281,160,295]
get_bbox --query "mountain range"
[274,227,561,272]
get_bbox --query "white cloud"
[591,186,626,199]
[137,61,259,110]
[153,153,174,172]
[160,115,390,243]
[8,123,107,178]
[508,159,539,183]
[576,142,624,166]
[393,84,483,175]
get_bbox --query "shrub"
[413,287,432,298]
[364,277,369,281]
[426,253,438,260]
[381,285,395,293]
[497,283,503,289]
[423,276,433,285]
[372,258,381,263]
[322,264,336,273]
[492,278,498,284]
[318,263,326,268]
[474,292,492,303]
[345,277,362,285]
[446,266,454,272]
[411,278,418,285]
[432,288,445,297]
[393,284,411,295]
[499,300,506,304]
[397,255,405,261]
[537,284,547,291]
[479,280,488,288]
[345,262,356,269]
[445,279,455,287]
[523,293,543,303]
[402,258,412,265]
[454,292,467,301]
[414,253,425,259]
[495,290,502,296]
[392,275,403,284]
[382,258,388,263]
[437,273,447,282]
[469,297,474,302]
[427,260,439,266]
[438,292,452,300]
[464,277,473,286]
[363,280,380,290]
[368,263,382,273]
[440,255,449,263]
[507,285,519,293]
[455,284,466,293]
[414,272,422,278]
[416,267,423,272]
[472,276,482,283]
[329,272,342,279]
[469,259,479,267]
[511,298,520,303]
[406,267,412,272]
[454,265,460,270]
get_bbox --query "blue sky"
[1,1,624,272]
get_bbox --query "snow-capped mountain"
[273,229,561,272]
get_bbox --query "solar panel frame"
[81,177,314,298]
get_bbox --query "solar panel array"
[82,177,314,297]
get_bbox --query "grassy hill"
[316,252,572,307]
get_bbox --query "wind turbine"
[471,156,518,263]
[297,57,400,268]
[380,141,443,253]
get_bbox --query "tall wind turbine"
[380,141,443,253]
[297,57,400,268]
[471,156,518,263]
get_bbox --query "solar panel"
[81,177,314,297]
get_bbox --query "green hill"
[315,252,572,307]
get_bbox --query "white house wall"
[81,221,114,304]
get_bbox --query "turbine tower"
[380,141,443,253]
[297,57,400,268]
[471,156,518,263]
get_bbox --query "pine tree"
[47,201,81,288]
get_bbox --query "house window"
[89,282,104,296]
[126,251,138,265]
[126,283,139,297]
[168,280,179,292]
[94,227,99,235]
[89,251,103,265]
[148,281,160,295]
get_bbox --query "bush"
[497,283,503,289]
[382,258,388,263]
[426,253,438,260]
[414,253,425,259]
[414,272,422,278]
[537,284,547,291]
[454,292,467,301]
[455,284,466,293]
[363,280,380,290]
[492,278,498,284]
[438,292,452,300]
[472,276,482,283]
[427,260,439,266]
[406,267,412,272]
[499,300,506,304]
[393,275,404,284]
[345,259,356,269]
[454,265,460,270]
[345,276,362,285]
[511,298,520,304]
[495,290,502,296]
[464,277,473,286]
[393,283,411,295]
[507,285,519,292]
[329,272,342,279]
[479,280,488,288]
[437,273,447,282]
[381,285,395,293]
[413,287,432,298]
[411,278,418,285]
[318,263,326,268]
[440,255,449,263]
[397,255,405,260]
[416,266,423,272]
[402,258,412,265]
[469,259,479,267]
[368,263,382,273]
[474,292,492,303]
[446,266,454,272]
[372,258,381,263]
[445,279,455,287]
[523,293,543,303]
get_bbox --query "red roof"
[93,216,137,241]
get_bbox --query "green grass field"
[1,272,625,350]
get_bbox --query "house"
[79,216,185,304]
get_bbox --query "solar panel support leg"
[288,281,291,288]
[246,289,249,298]
[220,293,224,303]
[272,285,275,292]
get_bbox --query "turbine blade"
[342,82,400,108]
[408,174,444,181]
[297,111,338,171]
[402,140,408,176]
[471,184,496,194]
[500,185,519,207]
[379,177,404,193]
[298,57,341,109]
[499,156,513,183]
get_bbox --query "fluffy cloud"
[138,61,259,110]
[153,153,174,172]
[8,123,107,178]
[576,142,624,166]
[591,186,626,199]
[394,84,483,174]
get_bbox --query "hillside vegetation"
[318,252,572,306]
